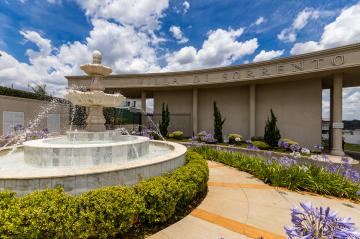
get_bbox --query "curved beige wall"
[255,79,322,148]
[198,86,249,138]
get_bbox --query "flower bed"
[0,151,209,238]
[192,146,360,201]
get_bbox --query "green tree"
[159,103,170,137]
[264,109,281,147]
[29,83,48,96]
[213,101,225,143]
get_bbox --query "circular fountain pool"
[0,131,187,196]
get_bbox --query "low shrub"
[251,136,265,142]
[228,134,243,145]
[251,141,271,150]
[149,130,161,140]
[0,151,209,238]
[168,131,183,140]
[192,147,360,201]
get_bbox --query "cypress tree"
[213,101,226,143]
[264,109,281,147]
[159,103,170,137]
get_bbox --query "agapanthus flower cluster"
[247,144,260,150]
[314,143,324,151]
[278,139,310,155]
[289,144,301,152]
[267,156,297,168]
[197,131,217,143]
[278,140,289,149]
[285,202,360,239]
[312,155,360,183]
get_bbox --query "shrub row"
[0,151,209,239]
[192,147,360,201]
[0,86,66,103]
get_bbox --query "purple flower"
[273,156,297,168]
[285,202,360,238]
[247,144,259,150]
[289,144,301,152]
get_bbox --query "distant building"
[68,44,360,155]
[119,98,153,113]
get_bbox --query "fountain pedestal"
[86,106,106,132]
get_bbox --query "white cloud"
[323,88,360,120]
[293,9,319,30]
[47,0,62,4]
[278,8,320,42]
[20,30,52,57]
[183,1,190,14]
[0,18,162,96]
[255,17,265,25]
[75,0,169,30]
[291,3,360,55]
[253,49,284,62]
[164,28,258,71]
[169,26,189,44]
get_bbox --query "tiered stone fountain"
[0,51,186,195]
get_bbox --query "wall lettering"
[223,73,228,81]
[194,75,200,83]
[260,67,270,76]
[233,71,241,80]
[247,70,254,78]
[291,61,304,72]
[277,64,285,74]
[312,58,324,69]
[331,55,344,66]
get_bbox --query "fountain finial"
[92,50,102,64]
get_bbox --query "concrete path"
[148,161,360,239]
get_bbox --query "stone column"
[141,91,147,127]
[192,88,198,135]
[330,74,345,156]
[249,84,256,138]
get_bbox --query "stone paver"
[148,161,360,239]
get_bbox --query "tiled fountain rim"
[0,140,187,179]
[23,135,149,148]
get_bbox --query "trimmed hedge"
[192,147,360,201]
[0,86,66,103]
[0,151,208,238]
[168,131,184,140]
[251,140,271,150]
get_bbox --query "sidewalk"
[148,161,360,239]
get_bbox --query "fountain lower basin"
[0,131,187,196]
[24,132,149,167]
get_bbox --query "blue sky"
[0,0,360,119]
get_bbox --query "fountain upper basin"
[65,90,125,107]
[80,64,112,76]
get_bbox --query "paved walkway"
[148,161,360,239]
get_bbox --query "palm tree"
[29,83,48,96]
